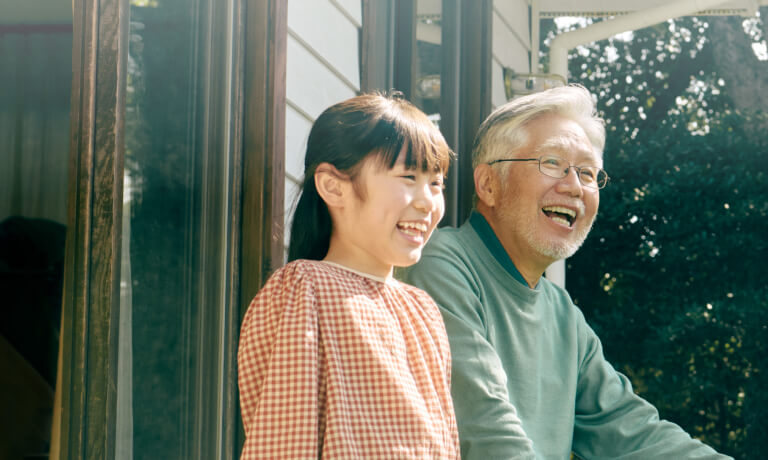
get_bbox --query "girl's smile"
[396,220,431,244]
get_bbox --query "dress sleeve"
[237,266,321,460]
[402,255,536,460]
[572,315,733,460]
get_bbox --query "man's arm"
[572,315,733,459]
[402,254,536,460]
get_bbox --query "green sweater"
[400,213,731,460]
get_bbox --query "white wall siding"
[286,35,358,120]
[491,59,507,110]
[288,0,361,89]
[284,179,301,250]
[283,104,310,248]
[494,0,530,50]
[284,0,361,257]
[492,8,530,72]
[285,104,312,182]
[331,0,363,27]
[492,0,531,107]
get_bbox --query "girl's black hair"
[288,92,452,262]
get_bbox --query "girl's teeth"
[399,222,427,232]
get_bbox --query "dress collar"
[320,260,392,284]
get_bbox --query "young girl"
[238,93,460,459]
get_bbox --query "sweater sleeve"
[572,314,733,460]
[402,253,536,460]
[237,266,320,460]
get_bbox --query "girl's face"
[326,152,445,278]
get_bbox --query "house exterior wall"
[282,1,532,245]
[284,0,362,252]
[492,0,531,107]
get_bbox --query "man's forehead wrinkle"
[534,134,593,158]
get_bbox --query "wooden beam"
[457,0,492,223]
[361,0,395,93]
[237,1,287,449]
[393,0,417,99]
[240,1,287,313]
[57,0,129,457]
[440,0,461,227]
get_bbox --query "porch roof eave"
[538,0,767,17]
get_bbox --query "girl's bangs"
[377,119,453,174]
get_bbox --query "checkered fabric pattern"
[238,260,459,459]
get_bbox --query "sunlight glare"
[752,41,768,61]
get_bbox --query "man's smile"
[542,205,577,227]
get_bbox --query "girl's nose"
[413,183,436,212]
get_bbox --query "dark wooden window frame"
[58,0,286,458]
[456,0,493,223]
[361,0,395,93]
[362,0,492,226]
[239,0,286,315]
[236,0,287,451]
[57,0,129,457]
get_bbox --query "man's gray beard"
[498,202,595,262]
[529,219,593,260]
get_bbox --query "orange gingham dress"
[237,260,459,459]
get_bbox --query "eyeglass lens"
[538,155,606,188]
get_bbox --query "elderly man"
[400,85,730,459]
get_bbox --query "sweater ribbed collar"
[468,210,538,289]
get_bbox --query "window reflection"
[0,7,72,459]
[413,0,442,125]
[122,3,197,457]
[120,0,234,457]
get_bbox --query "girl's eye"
[401,175,416,181]
[432,180,445,190]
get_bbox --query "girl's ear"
[315,162,349,209]
[474,163,499,208]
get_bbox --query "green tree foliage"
[541,13,768,458]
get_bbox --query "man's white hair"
[472,84,606,168]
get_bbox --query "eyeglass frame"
[487,154,610,189]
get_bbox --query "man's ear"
[315,162,349,209]
[474,163,499,208]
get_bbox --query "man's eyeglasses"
[488,154,609,189]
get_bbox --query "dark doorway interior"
[0,4,73,458]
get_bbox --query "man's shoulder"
[400,223,482,291]
[422,222,478,260]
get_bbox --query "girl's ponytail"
[287,174,331,262]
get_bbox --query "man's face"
[493,114,601,267]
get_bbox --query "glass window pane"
[0,10,72,458]
[414,0,442,125]
[119,0,235,458]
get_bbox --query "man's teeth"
[542,206,576,226]
[542,206,576,218]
